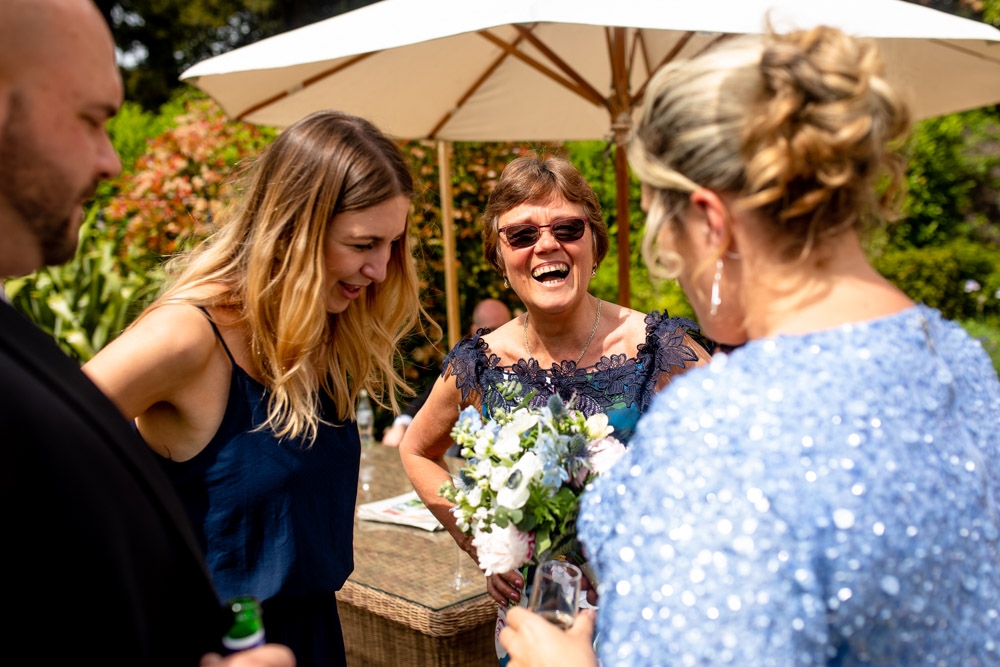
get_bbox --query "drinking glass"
[528,560,582,629]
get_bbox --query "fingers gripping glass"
[499,217,588,249]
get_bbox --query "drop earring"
[710,258,724,316]
[503,276,509,289]
[591,266,597,278]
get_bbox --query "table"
[342,445,497,666]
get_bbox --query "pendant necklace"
[523,299,602,366]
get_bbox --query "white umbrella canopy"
[181,0,1000,334]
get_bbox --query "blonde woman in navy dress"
[500,26,1000,666]
[85,110,428,667]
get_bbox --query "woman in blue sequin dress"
[84,111,429,667]
[399,155,712,661]
[500,26,1000,666]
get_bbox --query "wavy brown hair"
[630,26,911,280]
[151,110,428,444]
[481,154,609,275]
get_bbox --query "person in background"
[84,109,427,666]
[0,0,292,665]
[500,25,1000,666]
[381,298,512,447]
[399,154,712,662]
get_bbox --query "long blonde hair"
[630,26,910,280]
[153,110,427,444]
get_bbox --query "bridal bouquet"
[439,384,627,576]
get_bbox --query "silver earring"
[591,266,597,278]
[503,276,509,289]
[710,258,724,316]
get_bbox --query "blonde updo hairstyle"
[630,26,911,282]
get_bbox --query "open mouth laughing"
[531,262,570,285]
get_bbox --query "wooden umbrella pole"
[614,136,631,308]
[437,140,461,349]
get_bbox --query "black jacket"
[0,300,225,665]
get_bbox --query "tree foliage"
[96,0,380,108]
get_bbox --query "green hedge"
[872,240,1000,321]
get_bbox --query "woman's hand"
[200,644,295,666]
[580,569,598,606]
[487,569,524,606]
[499,607,598,667]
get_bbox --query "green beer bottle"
[222,596,265,652]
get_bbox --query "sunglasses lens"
[504,224,540,248]
[501,218,587,248]
[553,218,587,242]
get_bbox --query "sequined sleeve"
[578,306,1000,665]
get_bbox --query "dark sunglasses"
[498,217,588,249]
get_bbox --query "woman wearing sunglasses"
[399,154,712,654]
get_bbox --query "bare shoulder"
[127,303,219,365]
[601,303,655,351]
[477,317,522,365]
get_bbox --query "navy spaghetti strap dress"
[160,312,359,667]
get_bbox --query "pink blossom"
[587,436,627,477]
[472,524,535,575]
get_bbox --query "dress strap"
[196,306,238,368]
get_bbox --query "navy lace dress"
[442,310,709,444]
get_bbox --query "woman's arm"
[398,374,469,548]
[83,303,230,461]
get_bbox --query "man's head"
[470,298,511,334]
[0,0,122,278]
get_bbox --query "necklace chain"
[523,299,602,366]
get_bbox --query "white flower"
[472,524,535,575]
[507,409,540,434]
[475,459,493,479]
[497,452,544,509]
[514,451,543,482]
[466,486,483,508]
[493,429,524,458]
[587,436,627,476]
[584,413,614,440]
[490,465,512,492]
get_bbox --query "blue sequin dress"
[579,305,1000,665]
[442,311,709,442]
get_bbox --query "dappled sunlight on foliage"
[102,98,276,258]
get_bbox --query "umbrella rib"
[511,24,608,109]
[632,29,652,79]
[477,28,606,108]
[631,31,696,106]
[930,37,1000,65]
[233,52,376,121]
[428,33,528,138]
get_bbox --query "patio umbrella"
[180,0,1000,343]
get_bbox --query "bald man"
[381,298,512,446]
[0,2,292,665]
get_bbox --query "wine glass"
[528,560,582,629]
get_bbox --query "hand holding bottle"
[199,644,295,666]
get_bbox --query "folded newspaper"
[357,490,444,531]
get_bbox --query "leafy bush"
[959,318,1000,374]
[873,240,1000,321]
[5,212,164,362]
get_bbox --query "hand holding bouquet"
[439,385,626,576]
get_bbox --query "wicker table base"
[340,580,496,666]
[344,445,498,666]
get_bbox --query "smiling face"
[497,196,595,314]
[323,195,410,313]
